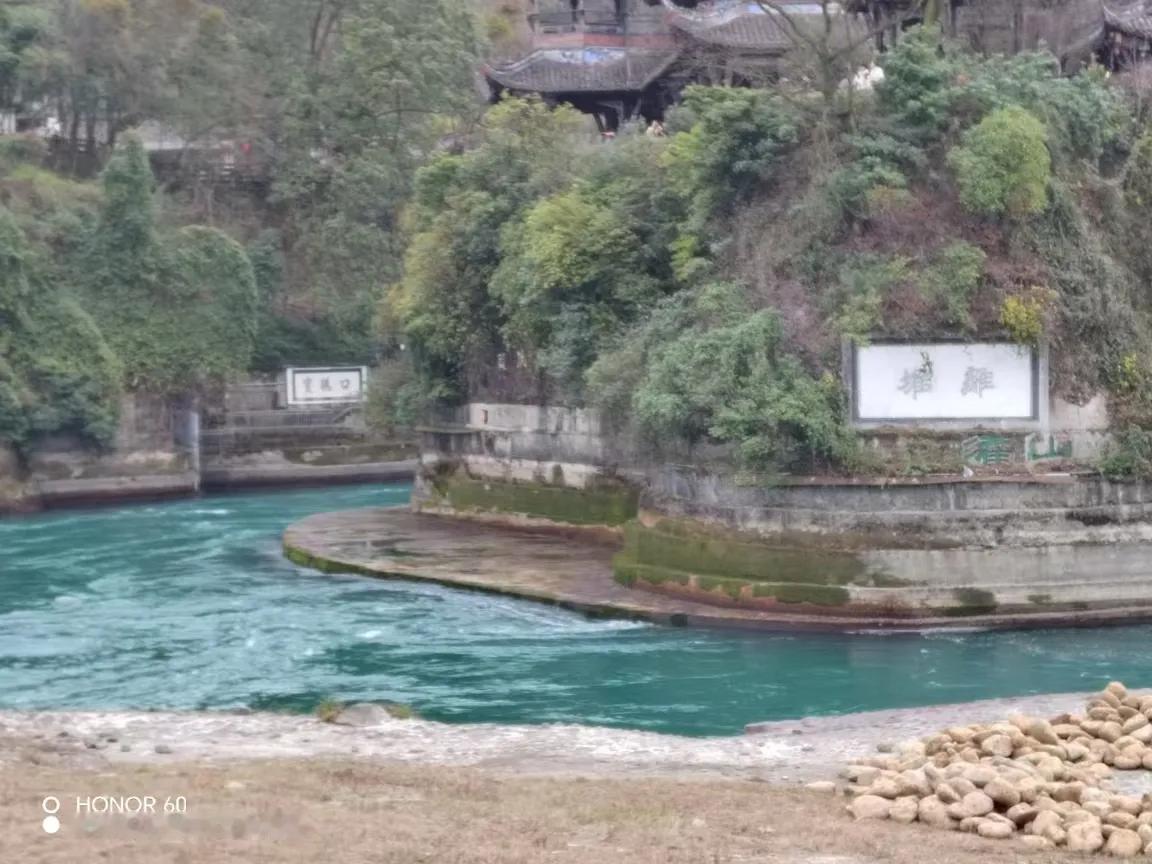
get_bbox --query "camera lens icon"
[42,796,60,834]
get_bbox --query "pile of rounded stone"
[838,682,1152,856]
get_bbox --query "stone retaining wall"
[1,393,199,513]
[413,402,1152,623]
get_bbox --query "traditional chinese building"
[1099,3,1152,69]
[482,0,1114,129]
[482,0,830,130]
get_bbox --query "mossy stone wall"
[428,472,639,527]
[613,518,881,610]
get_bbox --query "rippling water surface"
[2,484,1151,736]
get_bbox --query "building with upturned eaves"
[482,0,815,131]
[482,0,1126,131]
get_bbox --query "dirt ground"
[0,753,1084,864]
[0,695,1117,863]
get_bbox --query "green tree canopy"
[948,105,1051,218]
[0,204,121,448]
[80,136,258,394]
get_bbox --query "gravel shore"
[0,690,1105,782]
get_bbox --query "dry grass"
[0,754,1085,864]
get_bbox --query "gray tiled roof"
[667,2,795,50]
[486,47,679,93]
[1104,3,1152,38]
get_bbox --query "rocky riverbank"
[0,690,1114,781]
[837,682,1152,856]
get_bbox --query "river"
[1,483,1147,736]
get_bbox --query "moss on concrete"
[619,518,868,586]
[612,519,862,609]
[696,575,747,601]
[751,583,851,606]
[431,474,639,527]
[941,587,999,617]
[612,560,692,589]
[284,544,371,576]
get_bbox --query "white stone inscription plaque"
[854,343,1036,421]
[286,367,368,406]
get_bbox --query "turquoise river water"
[1,483,1149,736]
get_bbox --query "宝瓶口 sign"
[851,342,1040,424]
[286,367,368,406]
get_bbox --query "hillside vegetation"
[382,31,1152,474]
[0,0,479,451]
[6,0,1152,476]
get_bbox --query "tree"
[633,283,853,470]
[948,105,1050,218]
[0,0,53,116]
[0,204,121,448]
[273,0,478,357]
[386,96,584,397]
[81,136,258,394]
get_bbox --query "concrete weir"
[284,504,1152,632]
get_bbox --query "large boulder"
[980,734,1014,758]
[984,777,1020,808]
[848,795,891,821]
[331,703,395,727]
[842,765,879,785]
[1105,828,1143,857]
[1005,803,1039,827]
[1029,810,1066,845]
[1027,718,1061,746]
[977,819,1015,839]
[1099,722,1124,743]
[1067,821,1105,853]
[889,796,919,824]
[960,790,995,818]
[918,796,957,830]
[869,776,901,799]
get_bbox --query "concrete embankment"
[402,401,1152,625]
[282,506,1152,630]
[200,458,416,490]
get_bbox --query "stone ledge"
[201,459,416,490]
[283,506,1152,632]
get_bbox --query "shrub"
[663,87,799,229]
[1099,427,1152,479]
[999,287,1052,346]
[948,106,1051,218]
[876,27,958,141]
[364,356,425,434]
[633,283,854,470]
[829,134,927,221]
[921,242,986,330]
[831,254,911,342]
[1125,133,1152,210]
[315,698,345,723]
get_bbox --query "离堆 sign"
[851,343,1038,423]
[286,367,367,406]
